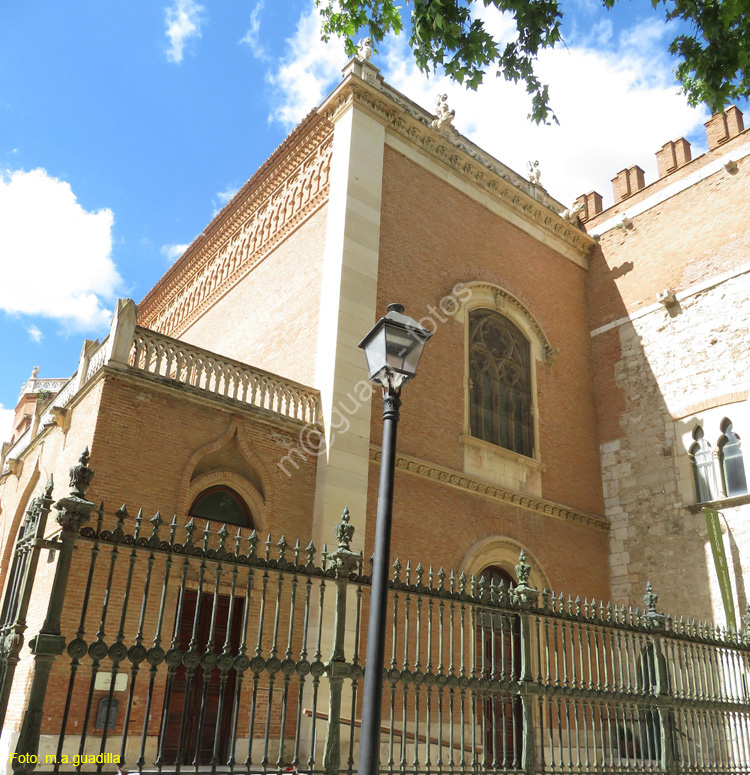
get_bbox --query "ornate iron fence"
[2,452,750,775]
[0,477,54,731]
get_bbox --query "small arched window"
[690,427,718,503]
[469,310,533,456]
[719,419,748,497]
[188,486,253,528]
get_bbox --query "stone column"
[313,60,388,555]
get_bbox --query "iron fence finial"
[43,473,54,499]
[69,447,94,499]
[335,506,355,552]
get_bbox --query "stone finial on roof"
[356,37,373,61]
[560,200,585,223]
[527,160,541,186]
[430,94,455,133]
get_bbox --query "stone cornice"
[369,446,608,531]
[139,111,334,335]
[319,74,595,260]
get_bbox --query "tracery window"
[188,486,253,528]
[469,309,533,456]
[690,426,719,503]
[719,419,748,497]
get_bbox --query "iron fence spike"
[134,508,144,538]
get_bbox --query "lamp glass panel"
[402,335,427,374]
[384,325,424,375]
[363,327,387,380]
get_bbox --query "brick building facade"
[0,52,748,771]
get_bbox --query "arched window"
[469,310,533,456]
[188,486,253,528]
[690,427,718,503]
[719,419,748,497]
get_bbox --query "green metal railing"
[2,452,750,774]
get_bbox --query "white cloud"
[212,186,240,216]
[268,2,708,206]
[380,15,708,206]
[216,187,239,205]
[161,243,190,263]
[165,0,204,63]
[26,325,43,343]
[0,404,13,445]
[240,1,267,60]
[0,168,122,331]
[267,4,346,129]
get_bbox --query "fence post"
[513,551,539,775]
[644,582,675,775]
[0,476,54,733]
[12,450,95,774]
[323,508,360,775]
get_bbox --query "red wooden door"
[163,590,243,765]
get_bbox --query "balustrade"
[129,328,319,425]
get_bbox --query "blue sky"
[1,0,746,439]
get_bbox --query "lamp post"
[357,303,432,775]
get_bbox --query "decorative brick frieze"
[369,446,609,531]
[138,113,334,337]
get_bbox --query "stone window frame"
[717,418,749,498]
[455,282,552,495]
[184,470,265,533]
[188,484,254,528]
[689,426,720,503]
[676,401,750,506]
[459,535,551,592]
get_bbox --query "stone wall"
[594,263,750,622]
[588,115,750,624]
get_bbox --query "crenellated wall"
[587,105,750,623]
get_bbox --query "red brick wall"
[0,372,319,733]
[375,147,605,517]
[366,464,611,602]
[589,152,750,332]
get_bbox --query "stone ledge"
[369,445,608,531]
[687,493,750,514]
[459,434,545,471]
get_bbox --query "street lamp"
[357,303,432,775]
